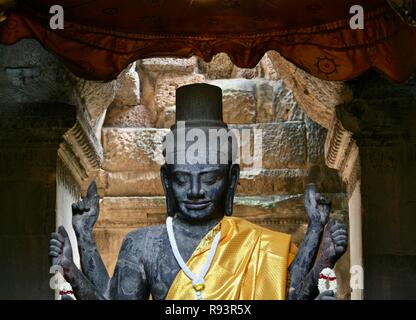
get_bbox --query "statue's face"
[166,163,229,221]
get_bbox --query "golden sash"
[166,216,297,300]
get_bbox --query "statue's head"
[160,84,240,222]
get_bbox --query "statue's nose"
[188,176,205,199]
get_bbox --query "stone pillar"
[326,72,416,299]
[0,102,76,299]
[0,39,78,299]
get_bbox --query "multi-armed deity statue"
[49,83,348,300]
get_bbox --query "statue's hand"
[72,181,100,238]
[304,183,331,229]
[322,219,348,267]
[49,226,76,281]
[315,290,337,300]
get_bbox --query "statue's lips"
[184,200,212,210]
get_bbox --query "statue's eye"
[202,173,221,185]
[173,174,188,186]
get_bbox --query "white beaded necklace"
[166,216,221,300]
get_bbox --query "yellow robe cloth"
[166,216,298,300]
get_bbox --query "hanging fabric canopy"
[0,0,415,82]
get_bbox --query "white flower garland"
[318,267,337,294]
[166,217,221,300]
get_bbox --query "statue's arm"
[49,226,150,300]
[76,233,109,294]
[72,182,110,294]
[288,184,330,292]
[107,232,150,300]
[288,222,323,290]
[289,220,348,300]
[68,265,107,300]
[49,225,106,300]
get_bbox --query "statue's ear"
[160,164,175,217]
[225,164,240,216]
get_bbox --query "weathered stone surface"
[231,67,259,79]
[258,53,281,81]
[305,116,327,164]
[197,53,235,79]
[102,124,306,172]
[154,74,206,127]
[256,79,303,123]
[267,51,352,128]
[72,76,117,128]
[113,62,140,106]
[139,57,197,73]
[102,128,168,172]
[209,79,256,124]
[103,170,163,196]
[238,169,307,196]
[96,197,166,228]
[209,78,302,124]
[104,104,154,128]
[0,39,76,105]
[272,80,304,121]
[101,168,309,197]
[304,116,344,193]
[229,123,306,169]
[96,193,346,231]
[260,122,306,169]
[97,194,346,228]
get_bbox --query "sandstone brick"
[154,74,206,127]
[238,169,307,196]
[96,194,346,230]
[197,53,235,79]
[229,123,307,170]
[231,67,260,79]
[102,128,168,172]
[209,79,256,124]
[96,196,166,228]
[260,123,307,169]
[267,51,352,128]
[140,57,197,73]
[102,124,307,174]
[113,62,140,106]
[255,79,303,123]
[104,104,155,128]
[73,78,116,127]
[259,53,281,81]
[102,168,308,197]
[103,171,163,196]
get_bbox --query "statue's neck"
[172,215,223,241]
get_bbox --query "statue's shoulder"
[123,223,167,246]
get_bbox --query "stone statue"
[49,83,347,300]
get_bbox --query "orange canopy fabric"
[1,0,415,82]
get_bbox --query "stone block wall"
[95,53,349,298]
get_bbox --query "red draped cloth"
[1,0,415,81]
